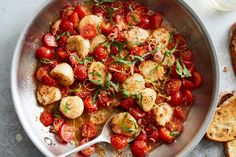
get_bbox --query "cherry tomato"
[50,117,66,133]
[92,4,105,16]
[60,20,74,32]
[170,65,180,78]
[110,45,119,55]
[101,21,113,35]
[97,90,110,107]
[42,75,58,86]
[93,45,108,61]
[46,60,59,69]
[169,91,184,106]
[80,24,97,39]
[58,123,75,143]
[84,96,98,112]
[149,130,160,143]
[174,106,185,120]
[159,127,174,143]
[74,65,88,82]
[181,49,194,61]
[69,53,80,67]
[81,122,98,138]
[57,34,68,47]
[58,50,69,61]
[69,12,79,28]
[182,79,194,89]
[184,89,193,105]
[123,0,136,14]
[36,66,49,81]
[131,140,148,157]
[113,72,128,83]
[108,26,125,42]
[110,134,129,150]
[130,46,147,56]
[138,15,150,29]
[61,86,69,97]
[126,11,141,26]
[121,98,136,110]
[80,138,96,156]
[43,33,57,47]
[192,71,202,88]
[129,107,146,119]
[60,6,74,20]
[40,111,54,127]
[150,13,163,29]
[173,34,187,48]
[135,5,148,15]
[36,47,54,60]
[165,79,182,95]
[135,133,147,142]
[75,4,87,19]
[77,91,91,99]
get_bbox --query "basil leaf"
[55,31,71,40]
[175,58,192,78]
[93,87,101,103]
[169,31,175,43]
[176,60,183,76]
[170,131,180,137]
[129,4,138,22]
[39,58,52,64]
[64,102,71,113]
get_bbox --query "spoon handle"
[57,136,103,157]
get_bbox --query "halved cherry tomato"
[57,34,68,47]
[61,86,69,97]
[135,133,147,142]
[129,107,146,119]
[69,12,79,28]
[36,66,49,81]
[131,140,148,157]
[60,20,74,32]
[149,130,160,143]
[155,95,166,104]
[184,89,193,105]
[81,122,98,138]
[138,15,150,29]
[84,96,98,112]
[58,50,69,61]
[121,98,136,110]
[174,106,185,120]
[181,49,194,61]
[40,111,54,127]
[101,21,113,35]
[97,90,110,107]
[69,53,80,67]
[130,46,147,56]
[75,4,87,19]
[159,127,174,143]
[93,45,108,61]
[42,75,58,86]
[126,11,141,26]
[92,4,105,16]
[173,34,187,49]
[165,79,182,95]
[58,123,75,143]
[150,13,163,29]
[192,71,202,88]
[43,33,57,47]
[60,6,74,20]
[80,24,97,39]
[182,79,194,90]
[135,5,148,15]
[74,64,88,82]
[77,91,91,100]
[36,47,54,60]
[170,65,180,79]
[110,134,129,150]
[113,72,128,83]
[80,138,96,156]
[110,45,119,55]
[123,0,136,14]
[169,91,183,106]
[50,117,66,133]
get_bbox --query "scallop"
[78,15,102,34]
[152,27,170,48]
[50,63,74,86]
[152,103,174,126]
[37,85,62,106]
[88,62,106,86]
[60,96,84,119]
[90,35,107,52]
[137,88,157,112]
[110,112,140,137]
[122,73,145,97]
[89,108,113,125]
[139,60,165,81]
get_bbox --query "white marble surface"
[1,0,236,156]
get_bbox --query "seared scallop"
[137,88,157,112]
[88,62,107,86]
[60,96,84,119]
[152,27,170,48]
[152,103,173,126]
[89,108,113,125]
[78,15,102,34]
[90,35,107,52]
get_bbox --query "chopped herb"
[112,56,135,66]
[93,87,101,103]
[149,65,160,75]
[79,56,94,64]
[137,93,143,108]
[170,131,180,137]
[55,31,71,40]
[105,75,119,92]
[64,102,71,113]
[54,114,61,118]
[176,60,183,76]
[107,7,119,23]
[129,4,138,22]
[169,31,175,43]
[68,84,82,93]
[90,71,102,77]
[165,43,178,57]
[39,58,52,64]
[175,57,192,78]
[121,89,129,99]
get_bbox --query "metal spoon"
[57,113,138,157]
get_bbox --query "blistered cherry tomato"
[42,75,58,86]
[174,106,185,120]
[113,72,127,83]
[43,33,57,47]
[192,71,202,88]
[40,111,54,127]
[36,47,54,60]
[184,89,193,105]
[181,49,194,61]
[60,20,74,32]
[69,53,80,67]
[36,66,49,81]
[60,6,74,20]
[84,96,98,112]
[138,15,150,29]
[130,46,147,56]
[135,5,148,15]
[82,122,98,138]
[93,45,108,61]
[121,98,136,110]
[182,79,194,90]
[170,65,180,78]
[58,123,75,143]
[165,79,182,95]
[150,13,163,29]
[58,50,69,61]
[92,4,105,15]
[110,134,129,150]
[149,130,160,143]
[126,11,141,26]
[74,65,88,82]
[129,107,146,119]
[131,140,148,157]
[80,24,97,39]
[159,127,174,143]
[173,34,187,48]
[169,91,183,106]
[110,45,119,55]
[80,138,96,156]
[123,0,136,14]
[97,90,110,107]
[57,34,68,46]
[69,12,79,28]
[101,21,113,35]
[135,133,147,142]
[50,117,66,133]
[75,4,87,19]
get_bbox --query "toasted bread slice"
[206,95,236,142]
[225,140,236,157]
